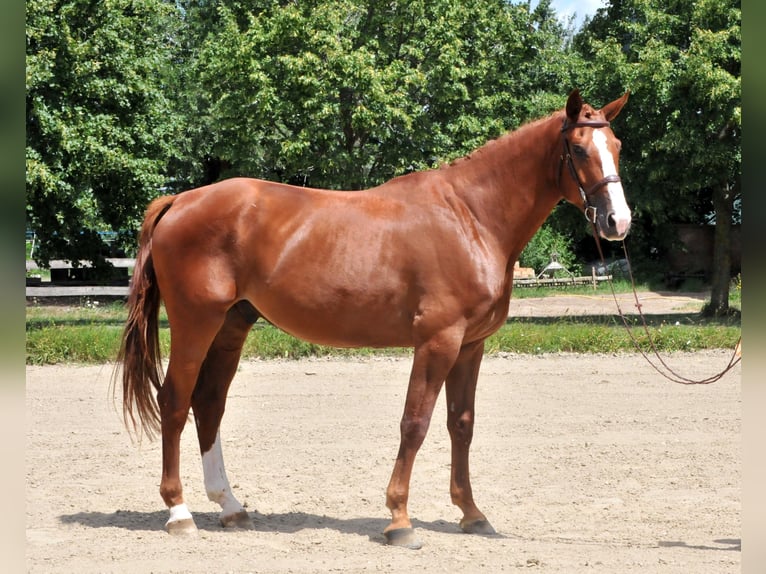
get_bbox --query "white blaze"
[593,130,631,236]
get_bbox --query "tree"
[576,0,740,313]
[185,0,579,190]
[26,0,186,267]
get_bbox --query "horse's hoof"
[460,518,497,536]
[384,527,423,549]
[166,517,198,535]
[220,510,254,530]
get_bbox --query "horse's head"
[559,89,631,241]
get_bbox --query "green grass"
[26,295,741,365]
[485,317,739,354]
[26,302,138,364]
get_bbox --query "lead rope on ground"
[590,226,741,385]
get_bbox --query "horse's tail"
[114,195,176,441]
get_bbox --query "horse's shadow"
[58,509,495,544]
[658,538,741,552]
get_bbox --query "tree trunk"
[706,181,734,316]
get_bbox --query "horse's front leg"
[445,339,496,535]
[384,328,463,549]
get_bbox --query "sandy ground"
[506,290,710,318]
[26,346,740,573]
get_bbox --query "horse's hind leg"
[191,301,258,529]
[445,340,496,536]
[159,305,228,535]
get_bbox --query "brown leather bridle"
[558,118,621,224]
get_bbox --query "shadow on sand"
[59,509,506,545]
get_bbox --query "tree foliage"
[187,0,578,189]
[26,0,184,266]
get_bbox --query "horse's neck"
[446,114,564,261]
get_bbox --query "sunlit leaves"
[189,0,573,189]
[26,0,185,265]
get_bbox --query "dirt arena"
[26,349,740,573]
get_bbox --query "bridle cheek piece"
[558,119,621,225]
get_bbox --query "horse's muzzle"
[598,210,631,241]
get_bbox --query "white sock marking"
[167,503,193,525]
[202,431,245,516]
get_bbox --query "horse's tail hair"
[113,195,175,441]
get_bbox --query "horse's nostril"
[607,212,617,228]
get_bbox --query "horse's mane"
[441,110,564,170]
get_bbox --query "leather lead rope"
[590,224,741,385]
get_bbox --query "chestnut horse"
[116,89,630,548]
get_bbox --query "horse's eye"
[573,144,587,158]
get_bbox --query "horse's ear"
[601,91,630,121]
[566,89,583,122]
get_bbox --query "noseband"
[559,119,621,224]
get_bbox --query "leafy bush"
[519,224,578,275]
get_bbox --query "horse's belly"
[266,314,414,349]
[251,294,415,349]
